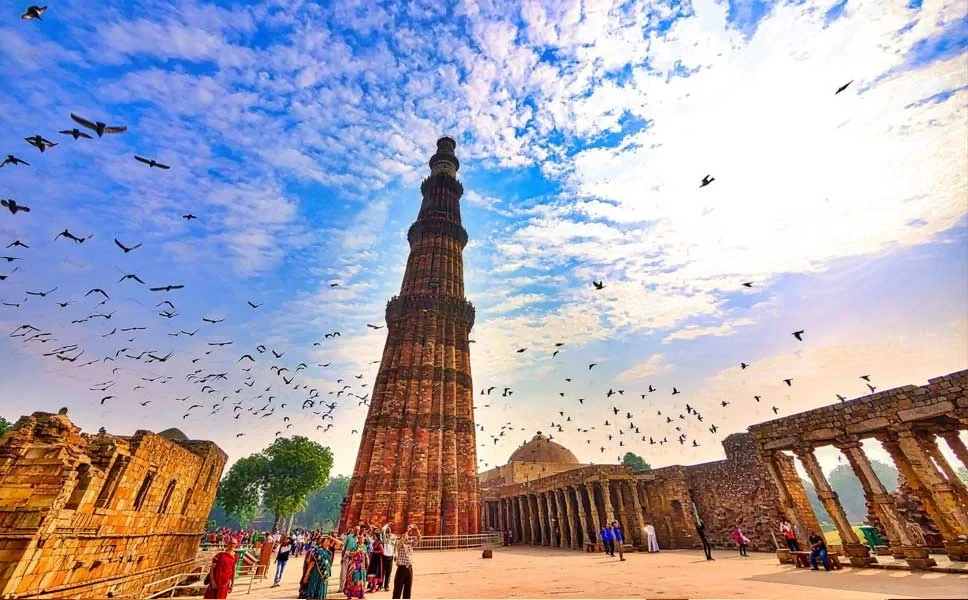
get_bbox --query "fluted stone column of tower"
[339,137,479,536]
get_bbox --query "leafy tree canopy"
[0,416,12,437]
[216,436,333,530]
[294,475,350,530]
[621,452,652,473]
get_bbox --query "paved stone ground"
[245,547,968,599]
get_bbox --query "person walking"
[645,522,660,553]
[272,536,292,587]
[203,539,237,599]
[611,521,626,561]
[732,524,750,557]
[780,518,800,551]
[696,519,713,561]
[599,524,614,556]
[392,524,421,599]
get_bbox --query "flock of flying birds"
[3,4,870,473]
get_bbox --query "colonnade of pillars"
[482,478,651,550]
[768,426,968,569]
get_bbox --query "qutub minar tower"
[339,137,480,535]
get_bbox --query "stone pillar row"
[494,477,654,552]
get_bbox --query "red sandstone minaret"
[339,137,479,535]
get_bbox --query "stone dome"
[508,432,580,465]
[158,428,189,442]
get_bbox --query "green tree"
[0,416,12,437]
[621,452,652,473]
[294,475,350,529]
[957,466,967,485]
[825,460,898,522]
[216,454,267,527]
[215,436,334,531]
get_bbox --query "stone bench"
[791,550,842,570]
[585,542,603,553]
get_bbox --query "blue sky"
[1,0,966,478]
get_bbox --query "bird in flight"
[70,113,127,137]
[792,330,805,341]
[835,80,853,95]
[783,378,793,387]
[740,362,749,369]
[700,174,715,188]
[55,229,89,243]
[24,135,56,152]
[366,323,384,329]
[150,284,184,292]
[25,287,57,297]
[22,5,47,20]
[100,395,116,405]
[741,281,753,288]
[114,238,142,253]
[1,199,30,215]
[182,214,197,220]
[134,155,170,169]
[59,128,93,140]
[202,317,224,324]
[593,280,605,290]
[247,301,262,308]
[6,240,28,249]
[118,273,145,284]
[85,288,110,300]
[859,375,870,381]
[1,155,29,168]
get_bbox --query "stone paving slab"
[246,547,968,599]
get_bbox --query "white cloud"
[662,318,756,344]
[617,353,674,383]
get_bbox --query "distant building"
[479,431,788,552]
[0,411,226,598]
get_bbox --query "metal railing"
[413,533,502,550]
[139,561,259,598]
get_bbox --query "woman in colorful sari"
[366,531,385,592]
[300,538,333,599]
[343,526,367,599]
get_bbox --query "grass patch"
[822,526,867,547]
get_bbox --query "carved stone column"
[898,429,968,532]
[794,445,876,566]
[612,481,629,545]
[541,492,552,545]
[529,494,539,545]
[920,435,968,509]
[600,477,616,524]
[541,492,555,546]
[585,482,602,536]
[836,439,934,568]
[574,486,591,546]
[563,487,579,550]
[879,433,956,540]
[629,480,647,547]
[940,431,968,470]
[762,451,815,544]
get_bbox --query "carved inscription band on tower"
[339,137,480,535]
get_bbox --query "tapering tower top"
[429,136,460,177]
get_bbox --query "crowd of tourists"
[201,522,423,599]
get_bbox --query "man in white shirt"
[382,524,395,592]
[645,523,660,552]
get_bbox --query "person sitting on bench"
[807,531,830,571]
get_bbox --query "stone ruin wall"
[0,412,226,599]
[683,433,788,551]
[637,466,697,549]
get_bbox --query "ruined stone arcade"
[0,411,226,599]
[481,370,968,570]
[749,369,968,569]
